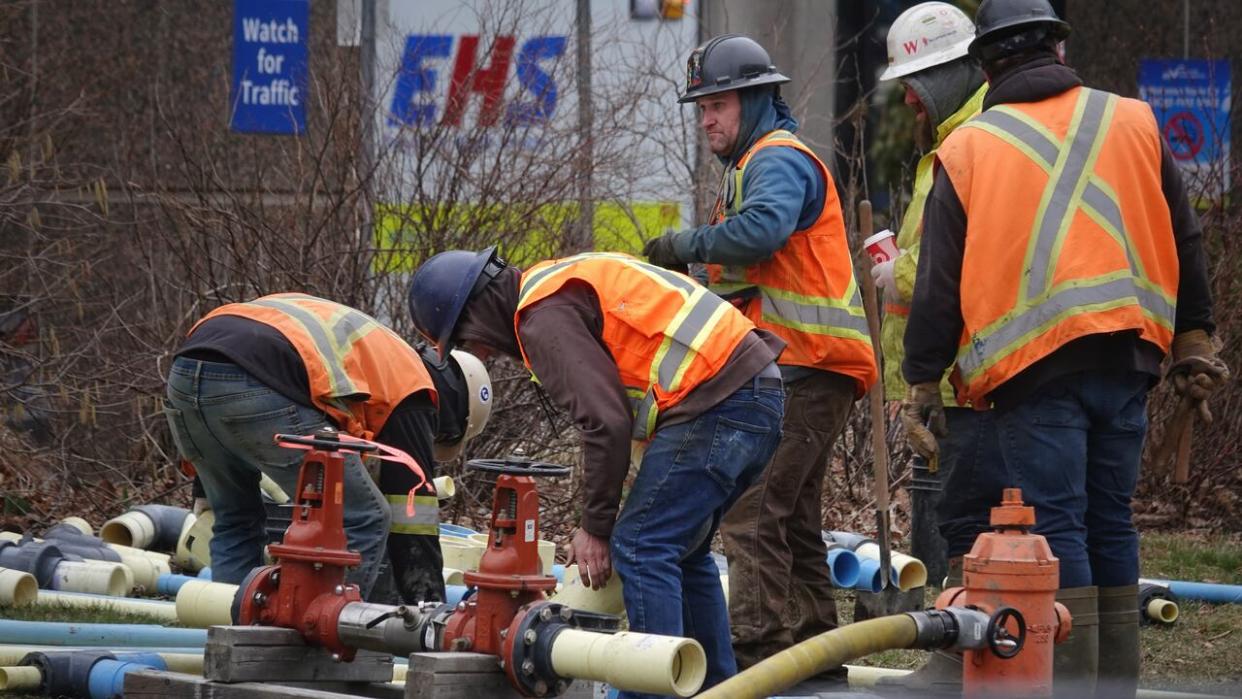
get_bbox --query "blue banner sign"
[231,0,308,134]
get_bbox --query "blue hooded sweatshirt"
[670,88,827,265]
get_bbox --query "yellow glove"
[1168,330,1230,406]
[900,382,948,465]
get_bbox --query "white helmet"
[880,2,976,82]
[433,349,493,462]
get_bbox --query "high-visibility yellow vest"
[706,129,877,397]
[936,86,1178,403]
[516,253,755,440]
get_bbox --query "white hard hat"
[433,349,493,462]
[880,2,976,82]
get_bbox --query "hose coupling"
[906,606,992,652]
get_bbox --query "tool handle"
[858,200,893,589]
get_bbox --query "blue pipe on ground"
[0,540,66,587]
[439,523,478,538]
[853,557,885,593]
[39,527,123,563]
[1140,578,1242,604]
[156,573,199,596]
[552,563,566,583]
[19,649,112,698]
[827,548,861,589]
[0,620,207,648]
[132,505,192,552]
[446,585,469,606]
[88,656,167,699]
[196,567,212,580]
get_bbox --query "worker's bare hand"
[566,528,612,590]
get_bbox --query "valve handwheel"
[986,606,1026,659]
[466,456,572,478]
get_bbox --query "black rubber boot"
[1096,585,1140,699]
[1053,586,1098,697]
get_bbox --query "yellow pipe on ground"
[0,665,42,691]
[439,537,483,572]
[549,628,706,698]
[34,591,177,622]
[59,517,94,536]
[100,511,158,549]
[259,473,290,504]
[696,614,919,699]
[179,510,213,571]
[0,647,203,672]
[441,568,465,586]
[175,581,238,628]
[1146,597,1179,624]
[854,542,928,591]
[0,533,164,593]
[548,564,625,616]
[0,568,38,607]
[432,476,455,500]
[50,560,132,597]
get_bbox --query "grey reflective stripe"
[1026,89,1112,301]
[762,293,871,335]
[250,297,361,398]
[386,495,439,534]
[958,276,1176,378]
[973,109,1061,165]
[631,391,658,440]
[655,289,726,388]
[520,253,694,305]
[973,101,1138,277]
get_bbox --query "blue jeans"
[164,357,390,593]
[611,378,784,698]
[993,371,1149,588]
[937,407,1007,559]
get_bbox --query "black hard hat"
[679,34,790,104]
[407,246,507,360]
[969,0,1070,62]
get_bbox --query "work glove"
[900,382,948,466]
[871,258,896,291]
[642,232,682,270]
[1168,329,1230,410]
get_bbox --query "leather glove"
[1168,330,1230,403]
[871,258,896,290]
[900,382,948,465]
[642,232,682,269]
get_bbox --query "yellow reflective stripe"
[629,391,658,440]
[957,272,1176,380]
[248,297,384,400]
[386,494,439,535]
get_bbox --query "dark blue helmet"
[407,246,507,360]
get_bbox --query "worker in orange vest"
[641,34,876,673]
[165,294,488,604]
[408,249,785,694]
[900,1,1226,696]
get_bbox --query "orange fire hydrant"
[935,488,1072,698]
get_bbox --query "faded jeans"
[611,374,784,697]
[992,371,1150,588]
[164,357,390,593]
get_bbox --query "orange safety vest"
[936,86,1178,404]
[516,252,755,440]
[192,293,436,440]
[706,129,877,396]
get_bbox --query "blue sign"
[1138,59,1231,196]
[231,0,308,134]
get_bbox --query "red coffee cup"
[864,229,899,265]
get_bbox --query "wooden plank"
[205,626,392,683]
[406,652,501,673]
[404,671,519,699]
[125,670,393,699]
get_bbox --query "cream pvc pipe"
[59,517,94,536]
[174,580,238,628]
[106,542,171,565]
[171,513,201,572]
[438,537,483,572]
[50,560,132,597]
[0,647,204,667]
[432,476,455,500]
[538,540,555,575]
[0,665,42,691]
[549,628,706,697]
[0,568,38,607]
[100,511,157,549]
[1147,597,1179,624]
[0,533,168,592]
[548,564,625,616]
[842,664,911,687]
[467,533,490,547]
[854,542,928,591]
[181,510,214,570]
[392,663,407,683]
[441,568,465,586]
[34,591,178,622]
[259,473,290,504]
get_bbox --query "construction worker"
[901,1,1225,697]
[165,293,489,604]
[407,249,785,693]
[870,4,997,693]
[641,34,876,671]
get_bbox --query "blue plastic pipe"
[551,563,566,583]
[439,523,478,538]
[853,558,885,593]
[445,585,469,606]
[1140,578,1242,604]
[89,656,166,699]
[196,567,212,580]
[0,620,207,648]
[156,573,199,596]
[826,548,861,589]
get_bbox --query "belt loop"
[192,359,203,399]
